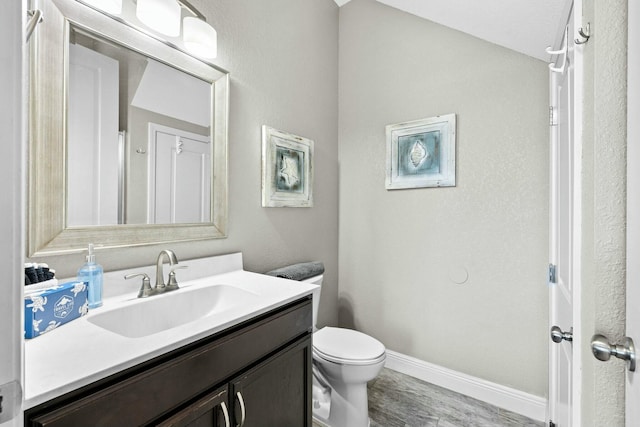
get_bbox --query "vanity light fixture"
[136,0,181,37]
[183,16,217,59]
[73,0,219,61]
[81,0,122,14]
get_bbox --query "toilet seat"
[313,327,386,365]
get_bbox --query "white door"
[627,0,640,424]
[147,124,211,224]
[67,43,120,226]
[549,11,580,427]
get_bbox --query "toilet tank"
[302,274,322,330]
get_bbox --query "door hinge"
[549,106,558,126]
[548,264,557,284]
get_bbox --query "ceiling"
[334,0,572,61]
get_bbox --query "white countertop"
[24,253,317,409]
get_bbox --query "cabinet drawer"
[155,386,228,427]
[28,298,312,427]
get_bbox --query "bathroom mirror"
[28,0,229,256]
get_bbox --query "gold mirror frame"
[28,0,229,256]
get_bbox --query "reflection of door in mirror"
[147,124,211,224]
[68,43,119,227]
[67,26,212,226]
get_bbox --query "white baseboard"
[384,350,547,422]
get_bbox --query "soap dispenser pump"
[78,243,103,308]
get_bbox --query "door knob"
[551,326,573,343]
[591,334,636,372]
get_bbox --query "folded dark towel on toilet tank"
[265,261,325,281]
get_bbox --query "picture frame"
[385,114,456,190]
[262,125,314,207]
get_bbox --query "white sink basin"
[87,284,260,338]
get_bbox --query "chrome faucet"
[155,249,179,292]
[124,250,187,298]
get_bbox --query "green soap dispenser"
[78,243,103,308]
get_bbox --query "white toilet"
[303,274,386,427]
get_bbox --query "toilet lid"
[313,327,385,364]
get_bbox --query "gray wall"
[580,1,627,425]
[338,0,549,397]
[31,0,340,328]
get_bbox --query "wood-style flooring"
[314,368,544,427]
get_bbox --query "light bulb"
[183,16,217,59]
[136,0,181,37]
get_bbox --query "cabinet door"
[156,387,230,427]
[230,337,312,427]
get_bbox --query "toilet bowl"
[302,275,386,427]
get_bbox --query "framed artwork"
[262,126,314,207]
[385,114,456,190]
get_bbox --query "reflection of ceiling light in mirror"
[81,0,122,14]
[183,17,217,59]
[136,0,181,37]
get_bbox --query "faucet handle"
[166,265,188,290]
[124,272,153,298]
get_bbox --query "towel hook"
[546,26,569,74]
[26,9,43,42]
[575,23,591,45]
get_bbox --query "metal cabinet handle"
[550,326,573,343]
[220,401,230,427]
[591,334,636,372]
[235,391,246,427]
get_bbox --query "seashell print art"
[279,155,300,188]
[410,139,427,168]
[386,114,455,189]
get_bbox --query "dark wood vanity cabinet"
[25,297,313,427]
